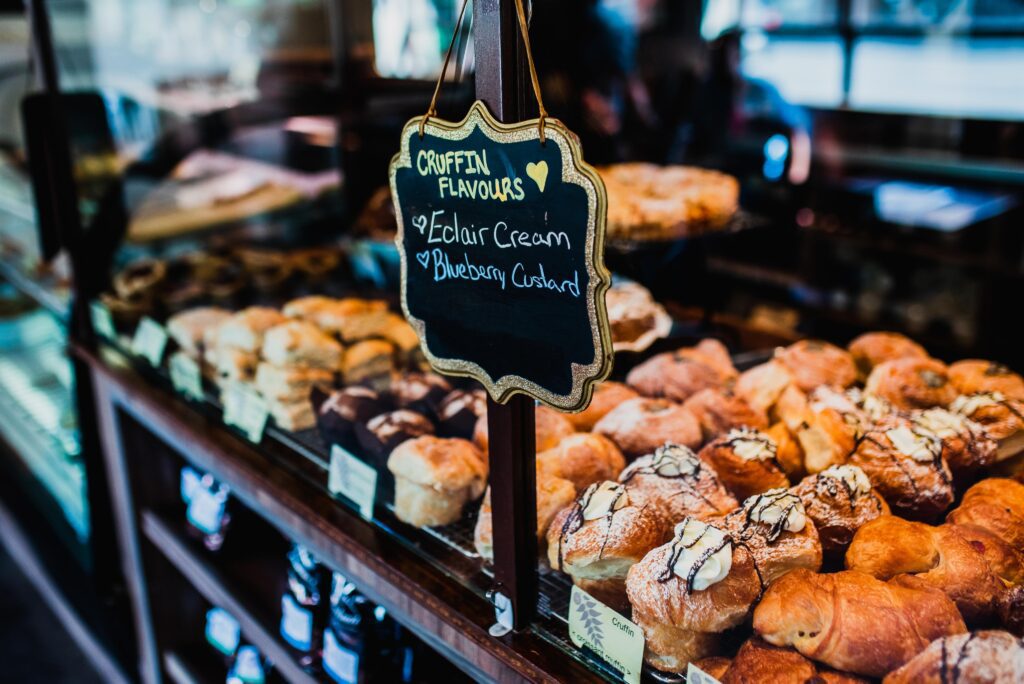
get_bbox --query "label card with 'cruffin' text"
[568,585,644,684]
[389,101,613,412]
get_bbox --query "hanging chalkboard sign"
[389,102,613,411]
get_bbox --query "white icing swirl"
[820,464,872,497]
[951,392,1004,417]
[861,393,895,422]
[742,488,806,534]
[726,428,777,461]
[651,443,700,477]
[886,425,941,462]
[580,481,629,521]
[670,519,733,591]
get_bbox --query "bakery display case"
[9,0,1024,682]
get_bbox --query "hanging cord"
[420,0,549,143]
[420,0,472,138]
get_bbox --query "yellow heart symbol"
[526,161,548,193]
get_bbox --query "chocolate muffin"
[356,409,435,464]
[437,389,487,438]
[388,373,452,418]
[316,386,389,449]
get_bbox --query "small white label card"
[131,316,168,367]
[686,662,723,684]
[280,594,313,652]
[323,629,360,684]
[223,382,268,444]
[568,585,644,684]
[180,466,201,504]
[170,352,204,401]
[90,301,116,340]
[328,444,377,520]
[232,645,265,684]
[205,607,240,656]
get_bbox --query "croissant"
[946,523,1024,586]
[845,516,1006,625]
[883,630,1024,684]
[946,478,1024,551]
[753,569,967,678]
[719,638,869,684]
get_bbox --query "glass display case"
[17,0,1024,682]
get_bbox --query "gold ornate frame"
[388,100,613,412]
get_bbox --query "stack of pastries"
[526,332,1024,680]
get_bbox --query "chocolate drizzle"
[735,489,803,543]
[656,518,732,593]
[555,483,627,571]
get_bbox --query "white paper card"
[328,445,377,520]
[686,662,723,684]
[568,585,644,684]
[205,607,240,656]
[280,594,313,651]
[323,629,360,684]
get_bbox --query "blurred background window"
[371,0,473,79]
[703,0,1024,120]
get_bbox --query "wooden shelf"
[141,510,319,684]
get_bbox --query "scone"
[167,307,231,358]
[254,362,334,403]
[214,307,288,353]
[262,320,344,371]
[342,340,394,385]
[387,436,487,527]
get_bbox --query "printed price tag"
[187,486,226,535]
[170,352,204,401]
[131,317,168,367]
[232,646,265,684]
[686,662,723,684]
[180,467,201,504]
[280,595,313,652]
[90,301,116,340]
[223,383,268,443]
[328,445,377,520]
[205,607,240,656]
[323,630,360,684]
[568,585,644,684]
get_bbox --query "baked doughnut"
[387,436,486,527]
[946,478,1024,551]
[948,523,1024,586]
[536,433,625,492]
[909,407,997,479]
[719,638,869,684]
[716,488,823,587]
[791,465,889,558]
[847,331,928,378]
[949,360,1024,401]
[753,569,967,678]
[848,417,954,520]
[547,481,667,612]
[883,630,1024,684]
[626,339,736,402]
[774,340,858,392]
[952,392,1024,461]
[564,381,639,431]
[473,404,575,454]
[618,443,738,523]
[697,429,790,501]
[473,469,576,561]
[846,516,1006,625]
[626,518,763,671]
[682,388,768,441]
[865,357,958,411]
[594,398,702,459]
[735,360,795,416]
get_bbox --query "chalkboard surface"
[389,101,613,411]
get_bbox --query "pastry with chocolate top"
[774,340,858,393]
[682,387,769,441]
[436,389,486,438]
[791,465,889,558]
[356,409,435,463]
[537,433,625,492]
[564,381,639,431]
[909,407,997,479]
[949,359,1024,401]
[719,638,869,684]
[618,443,737,523]
[883,630,1024,684]
[697,429,790,502]
[547,481,668,612]
[387,436,486,527]
[388,372,452,418]
[594,397,702,459]
[316,386,388,448]
[847,331,928,379]
[865,357,958,411]
[848,417,954,520]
